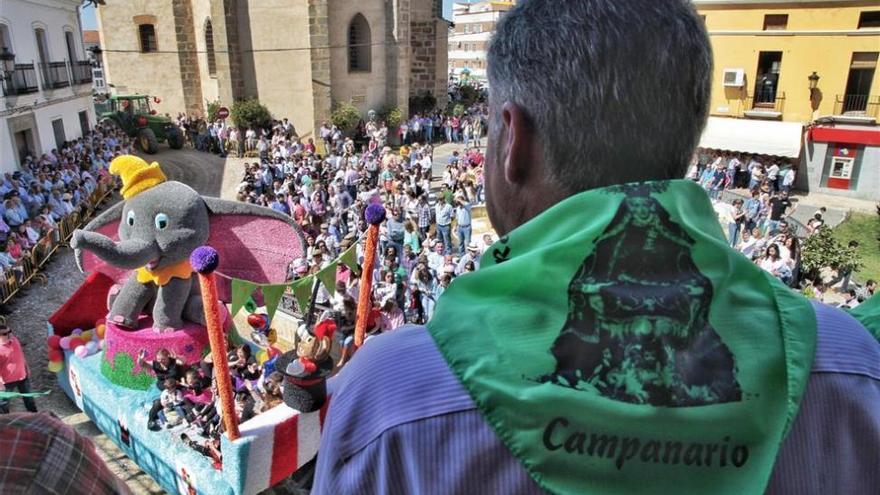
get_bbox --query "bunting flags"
[291,278,315,315]
[231,279,257,317]
[317,262,338,297]
[260,284,287,321]
[224,241,359,320]
[340,245,359,272]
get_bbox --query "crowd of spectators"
[689,148,875,307]
[229,106,487,336]
[173,101,488,162]
[0,124,130,314]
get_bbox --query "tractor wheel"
[138,128,159,154]
[167,130,184,150]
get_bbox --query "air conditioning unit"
[723,69,745,87]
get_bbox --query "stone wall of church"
[172,0,204,115]
[309,0,332,134]
[231,0,315,136]
[97,0,187,115]
[327,0,391,116]
[190,0,219,106]
[408,0,447,107]
[409,21,437,99]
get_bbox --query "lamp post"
[808,72,820,94]
[808,72,821,121]
[0,46,15,95]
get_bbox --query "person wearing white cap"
[455,242,482,276]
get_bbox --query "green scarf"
[850,294,880,342]
[428,180,816,495]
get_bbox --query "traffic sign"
[217,106,230,120]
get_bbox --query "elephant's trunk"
[72,229,161,272]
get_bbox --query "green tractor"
[98,94,184,154]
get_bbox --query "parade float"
[45,156,367,495]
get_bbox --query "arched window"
[205,20,216,76]
[348,14,371,72]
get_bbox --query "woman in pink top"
[0,325,38,413]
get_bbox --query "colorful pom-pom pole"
[191,246,240,441]
[354,204,386,348]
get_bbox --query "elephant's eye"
[126,210,135,226]
[154,213,169,230]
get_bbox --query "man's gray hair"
[487,0,712,193]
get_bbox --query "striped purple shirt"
[314,302,880,494]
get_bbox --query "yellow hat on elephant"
[109,155,167,199]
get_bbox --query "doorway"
[754,51,782,107]
[52,118,66,149]
[14,129,36,165]
[79,110,90,137]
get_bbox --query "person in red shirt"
[0,324,38,413]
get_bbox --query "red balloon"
[69,337,85,349]
[48,349,63,362]
[47,335,62,349]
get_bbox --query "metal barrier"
[0,179,118,307]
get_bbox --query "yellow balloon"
[47,360,63,373]
[96,325,106,339]
[256,350,269,365]
[267,329,278,344]
[80,331,92,341]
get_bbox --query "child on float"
[158,379,187,429]
[138,348,185,431]
[181,368,213,422]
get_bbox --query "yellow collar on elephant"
[136,259,194,286]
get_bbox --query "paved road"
[5,147,228,495]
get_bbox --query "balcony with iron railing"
[72,60,93,85]
[1,63,40,96]
[41,61,70,89]
[742,89,785,119]
[833,94,879,119]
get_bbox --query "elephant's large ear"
[203,197,306,300]
[77,201,128,281]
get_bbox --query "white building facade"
[448,1,513,80]
[0,0,95,173]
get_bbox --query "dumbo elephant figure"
[71,155,303,332]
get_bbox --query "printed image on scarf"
[539,183,742,407]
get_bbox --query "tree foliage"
[331,101,361,133]
[206,100,221,122]
[408,92,437,115]
[230,99,272,129]
[379,106,403,130]
[801,226,862,280]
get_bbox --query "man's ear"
[501,102,539,187]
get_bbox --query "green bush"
[206,100,222,122]
[231,98,272,130]
[801,226,863,282]
[331,101,362,133]
[408,92,437,115]
[452,103,466,117]
[458,84,481,107]
[380,106,404,130]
